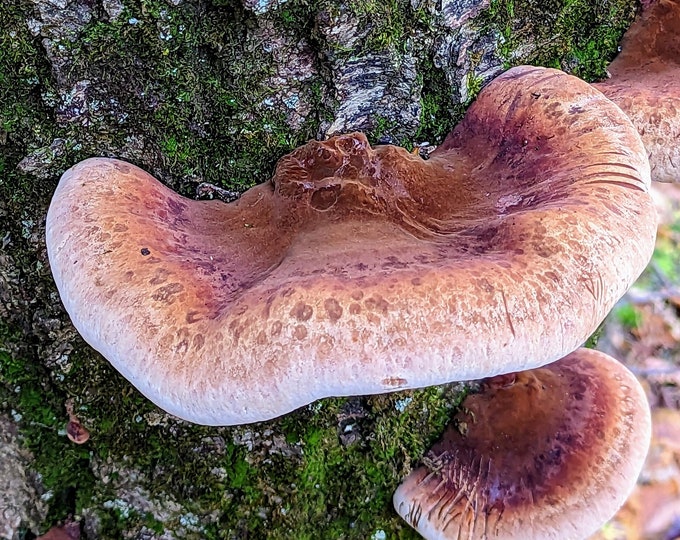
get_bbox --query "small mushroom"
[46,66,656,425]
[593,0,680,182]
[65,399,89,444]
[393,348,651,540]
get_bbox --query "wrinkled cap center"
[270,132,493,240]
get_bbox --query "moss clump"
[0,2,63,199]
[477,0,636,80]
[415,58,464,145]
[0,323,97,525]
[61,0,325,193]
[334,0,433,54]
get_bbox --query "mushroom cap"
[593,0,680,182]
[46,66,656,425]
[392,348,652,540]
[66,418,89,445]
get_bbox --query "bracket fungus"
[393,348,652,540]
[593,0,680,182]
[46,66,656,425]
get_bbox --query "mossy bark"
[0,0,636,537]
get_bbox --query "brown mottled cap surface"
[593,0,680,182]
[46,66,656,425]
[393,348,652,540]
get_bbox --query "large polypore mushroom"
[46,66,656,425]
[593,0,680,182]
[393,348,652,540]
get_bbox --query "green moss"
[368,115,400,143]
[49,0,324,193]
[0,3,62,197]
[583,320,606,349]
[350,0,408,51]
[0,5,45,127]
[276,0,323,34]
[553,0,636,79]
[0,325,97,525]
[197,387,466,538]
[348,0,434,53]
[414,60,463,145]
[464,72,484,105]
[477,0,636,80]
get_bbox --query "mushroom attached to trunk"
[593,0,680,182]
[393,348,651,540]
[46,66,656,425]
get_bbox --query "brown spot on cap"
[149,268,171,285]
[290,302,313,322]
[382,377,408,388]
[365,294,389,314]
[193,333,205,351]
[270,321,283,336]
[324,298,343,322]
[186,310,202,324]
[151,282,184,304]
[293,325,308,340]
